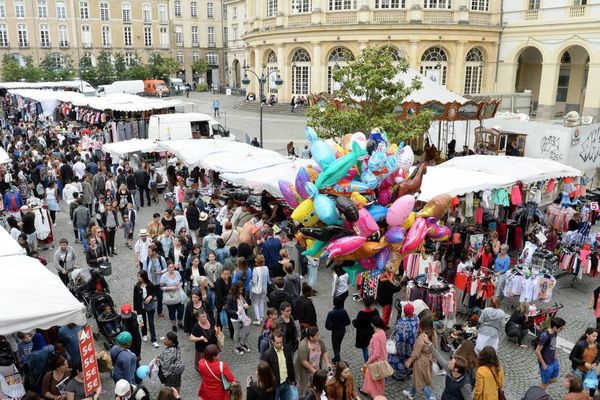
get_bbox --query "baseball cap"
[120,304,132,318]
[114,380,131,396]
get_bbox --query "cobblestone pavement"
[36,200,599,400]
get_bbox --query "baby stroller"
[68,267,93,317]
[89,292,120,346]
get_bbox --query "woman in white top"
[45,181,60,224]
[173,235,185,275]
[250,254,270,325]
[186,256,206,290]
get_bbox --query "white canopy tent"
[416,166,515,202]
[0,230,86,334]
[0,147,9,164]
[103,139,160,158]
[438,155,582,184]
[398,68,468,105]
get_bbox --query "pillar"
[408,40,419,70]
[277,45,290,102]
[582,63,600,119]
[311,42,323,95]
[450,41,466,94]
[536,62,560,119]
[565,63,585,113]
[358,41,368,52]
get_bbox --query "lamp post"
[241,62,283,148]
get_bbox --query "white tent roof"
[1,80,96,94]
[416,166,514,202]
[9,89,182,112]
[438,155,582,184]
[398,68,468,105]
[0,147,9,164]
[0,228,25,257]
[103,139,160,158]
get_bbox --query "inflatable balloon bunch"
[279,127,453,274]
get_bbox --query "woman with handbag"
[388,303,419,381]
[402,314,437,400]
[227,282,251,355]
[133,270,159,348]
[505,302,530,348]
[246,361,276,400]
[160,262,186,332]
[568,327,599,397]
[189,310,217,369]
[302,370,328,400]
[473,346,505,400]
[197,344,236,400]
[157,332,185,392]
[295,327,334,395]
[85,237,108,269]
[360,316,388,398]
[325,361,360,400]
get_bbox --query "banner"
[78,325,100,396]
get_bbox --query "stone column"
[450,41,466,93]
[583,63,600,119]
[495,61,517,93]
[408,40,419,70]
[536,62,560,119]
[311,42,323,95]
[565,63,585,113]
[277,45,290,102]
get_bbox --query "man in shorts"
[535,317,566,390]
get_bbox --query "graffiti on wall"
[540,135,563,161]
[579,126,600,163]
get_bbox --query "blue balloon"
[374,247,391,271]
[367,204,388,222]
[314,194,342,226]
[305,127,319,142]
[360,170,378,189]
[136,365,150,380]
[311,141,336,168]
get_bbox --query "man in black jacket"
[294,284,317,339]
[134,165,151,208]
[269,277,293,312]
[260,332,295,400]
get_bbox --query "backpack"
[257,330,269,352]
[252,267,263,295]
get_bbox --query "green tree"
[79,54,97,86]
[1,54,23,82]
[21,56,43,82]
[192,59,209,80]
[113,53,127,81]
[147,53,179,81]
[124,63,150,80]
[39,54,74,81]
[95,51,115,85]
[306,46,433,143]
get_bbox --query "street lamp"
[241,62,283,148]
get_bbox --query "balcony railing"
[524,9,538,21]
[423,10,454,24]
[469,11,492,25]
[569,5,586,17]
[372,10,407,23]
[262,17,276,29]
[325,11,357,24]
[288,14,311,26]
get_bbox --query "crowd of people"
[1,102,600,400]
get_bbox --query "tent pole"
[437,121,441,150]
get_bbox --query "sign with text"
[78,325,100,396]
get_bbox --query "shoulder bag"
[490,368,506,400]
[368,360,394,380]
[386,328,397,355]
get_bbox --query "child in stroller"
[98,303,120,336]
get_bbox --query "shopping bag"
[219,310,228,327]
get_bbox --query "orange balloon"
[334,241,388,261]
[295,232,308,247]
[417,194,452,219]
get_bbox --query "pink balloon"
[358,257,376,270]
[353,208,379,237]
[386,195,415,226]
[401,217,428,254]
[377,181,393,206]
[278,180,299,208]
[325,236,367,258]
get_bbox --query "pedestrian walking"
[534,317,566,390]
[213,99,220,117]
[325,295,351,364]
[473,346,505,400]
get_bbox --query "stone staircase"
[233,100,307,116]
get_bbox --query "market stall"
[102,138,160,158]
[0,147,9,164]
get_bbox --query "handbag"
[490,368,506,400]
[386,330,397,355]
[0,366,25,399]
[163,290,180,305]
[219,361,230,390]
[216,329,225,350]
[368,360,394,380]
[584,369,599,390]
[505,321,522,338]
[144,299,157,312]
[178,288,187,304]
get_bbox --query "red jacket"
[197,359,235,400]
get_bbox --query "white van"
[96,80,144,96]
[148,113,234,141]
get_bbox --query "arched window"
[464,47,484,95]
[50,52,65,68]
[556,51,572,102]
[420,46,448,86]
[11,53,25,66]
[121,2,131,22]
[291,49,311,96]
[381,45,403,62]
[327,47,354,94]
[266,50,278,94]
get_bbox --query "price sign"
[78,325,100,396]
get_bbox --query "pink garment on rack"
[547,179,556,193]
[511,185,522,205]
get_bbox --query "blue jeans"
[275,382,294,400]
[410,385,434,399]
[140,309,157,342]
[78,226,88,251]
[361,347,369,362]
[207,287,216,311]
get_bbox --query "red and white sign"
[78,325,100,396]
[591,202,599,211]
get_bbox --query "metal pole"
[259,77,263,147]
